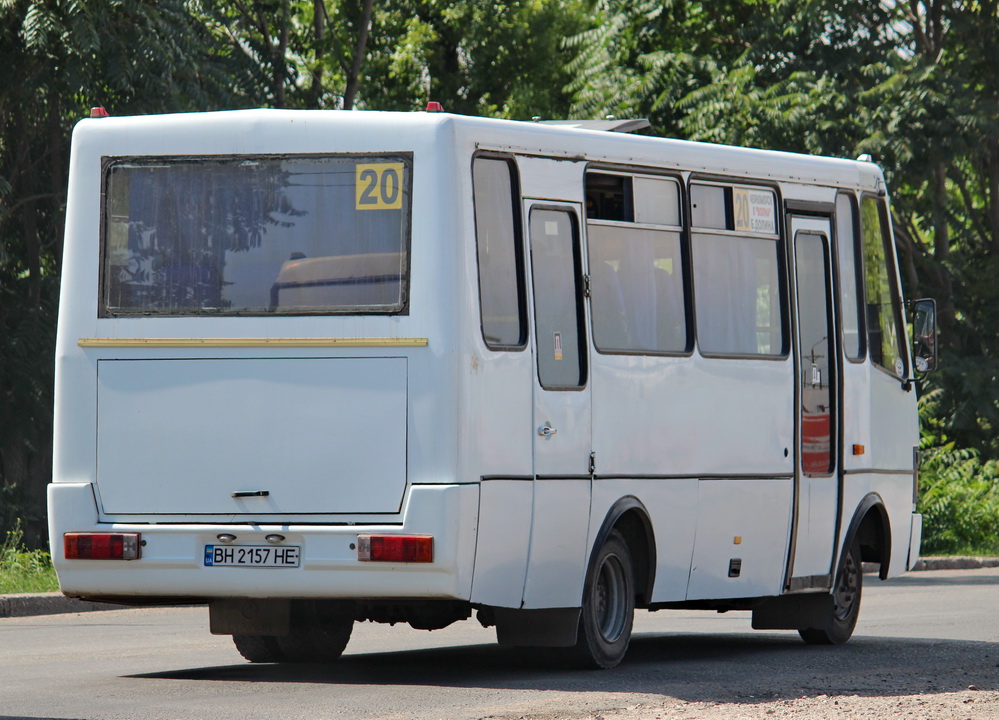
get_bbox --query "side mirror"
[911,298,938,373]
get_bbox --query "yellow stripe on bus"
[78,337,428,348]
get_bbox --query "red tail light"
[357,535,433,563]
[64,533,141,560]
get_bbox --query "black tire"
[276,600,354,663]
[232,634,285,663]
[573,529,635,669]
[798,539,863,645]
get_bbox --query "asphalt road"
[1,567,997,720]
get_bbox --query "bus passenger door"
[522,202,593,609]
[788,216,840,587]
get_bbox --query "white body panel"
[96,357,408,515]
[592,355,793,475]
[50,109,919,627]
[687,479,793,599]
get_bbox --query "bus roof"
[72,108,883,193]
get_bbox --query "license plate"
[204,544,301,568]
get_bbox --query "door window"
[530,209,586,389]
[796,232,836,475]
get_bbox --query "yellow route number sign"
[355,163,405,210]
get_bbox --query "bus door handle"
[538,424,558,438]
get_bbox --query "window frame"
[471,153,529,351]
[687,177,789,360]
[583,166,693,357]
[98,152,414,318]
[528,204,589,391]
[859,193,908,379]
[833,191,867,364]
[794,229,838,478]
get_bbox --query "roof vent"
[539,118,651,134]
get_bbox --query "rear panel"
[95,357,408,516]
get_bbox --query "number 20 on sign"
[356,163,404,210]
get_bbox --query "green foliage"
[204,0,590,117]
[0,0,258,547]
[0,519,58,594]
[917,390,999,556]
[358,0,590,117]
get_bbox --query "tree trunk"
[273,0,291,108]
[989,148,999,256]
[343,0,375,110]
[308,0,327,108]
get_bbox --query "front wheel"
[573,530,635,669]
[799,538,863,645]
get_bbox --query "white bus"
[49,108,936,669]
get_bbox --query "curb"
[0,593,132,618]
[4,558,998,619]
[861,556,999,575]
[910,556,999,571]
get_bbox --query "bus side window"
[835,193,865,361]
[586,172,687,354]
[860,196,905,376]
[690,183,784,357]
[473,157,527,349]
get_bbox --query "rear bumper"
[48,481,478,602]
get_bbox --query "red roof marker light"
[425,101,444,113]
[90,107,110,118]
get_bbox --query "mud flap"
[210,598,291,636]
[751,593,835,631]
[493,607,580,647]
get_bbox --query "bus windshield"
[101,154,411,316]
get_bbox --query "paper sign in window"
[356,163,404,210]
[733,187,776,234]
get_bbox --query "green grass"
[0,520,59,594]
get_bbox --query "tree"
[0,0,256,544]
[207,0,590,116]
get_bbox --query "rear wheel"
[573,530,635,669]
[798,538,863,645]
[277,600,354,663]
[233,601,354,664]
[232,634,285,663]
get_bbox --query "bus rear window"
[101,154,411,316]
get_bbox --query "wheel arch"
[843,492,891,580]
[587,496,657,607]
